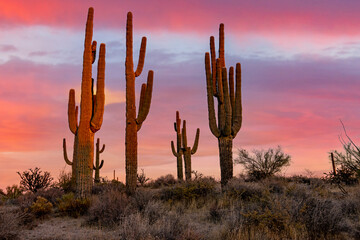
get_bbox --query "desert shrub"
[0,211,20,240]
[143,200,166,225]
[160,177,216,203]
[149,174,177,188]
[36,188,64,205]
[235,146,291,180]
[1,185,23,204]
[137,169,150,187]
[55,170,73,193]
[118,211,199,240]
[87,189,129,226]
[30,196,53,217]
[57,192,90,218]
[224,178,264,201]
[324,166,358,185]
[17,167,53,193]
[299,197,352,239]
[241,208,290,235]
[130,188,155,212]
[92,180,126,195]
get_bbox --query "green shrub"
[30,196,53,217]
[57,193,90,218]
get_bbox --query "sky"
[1,0,360,189]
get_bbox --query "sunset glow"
[1,0,360,189]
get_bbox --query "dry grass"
[1,176,360,240]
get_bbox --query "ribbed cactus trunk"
[171,111,183,180]
[125,12,154,194]
[66,7,105,198]
[205,24,242,187]
[93,138,105,183]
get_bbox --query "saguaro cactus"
[181,120,200,181]
[93,138,105,183]
[204,24,242,187]
[67,7,105,198]
[171,111,184,180]
[125,12,154,193]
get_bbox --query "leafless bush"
[235,146,291,180]
[137,169,151,187]
[17,167,53,193]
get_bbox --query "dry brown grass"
[1,176,360,240]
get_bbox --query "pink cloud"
[0,0,360,37]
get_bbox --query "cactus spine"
[171,111,183,180]
[205,24,242,187]
[93,138,105,183]
[67,7,105,198]
[125,12,154,193]
[181,120,200,181]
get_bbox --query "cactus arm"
[99,159,104,169]
[137,83,146,121]
[68,89,78,134]
[100,144,105,153]
[90,43,106,133]
[182,120,188,148]
[229,66,235,119]
[191,128,200,155]
[222,67,232,136]
[219,23,225,68]
[171,141,180,157]
[63,138,73,165]
[174,122,177,132]
[210,36,217,96]
[136,70,153,125]
[205,53,220,138]
[91,41,97,64]
[134,37,147,77]
[231,63,242,137]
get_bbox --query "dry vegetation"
[1,174,360,240]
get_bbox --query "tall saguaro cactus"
[93,138,105,183]
[67,7,105,198]
[205,24,242,187]
[181,120,200,181]
[125,12,154,193]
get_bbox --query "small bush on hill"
[57,193,90,218]
[235,146,291,180]
[30,196,53,217]
[17,167,53,193]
